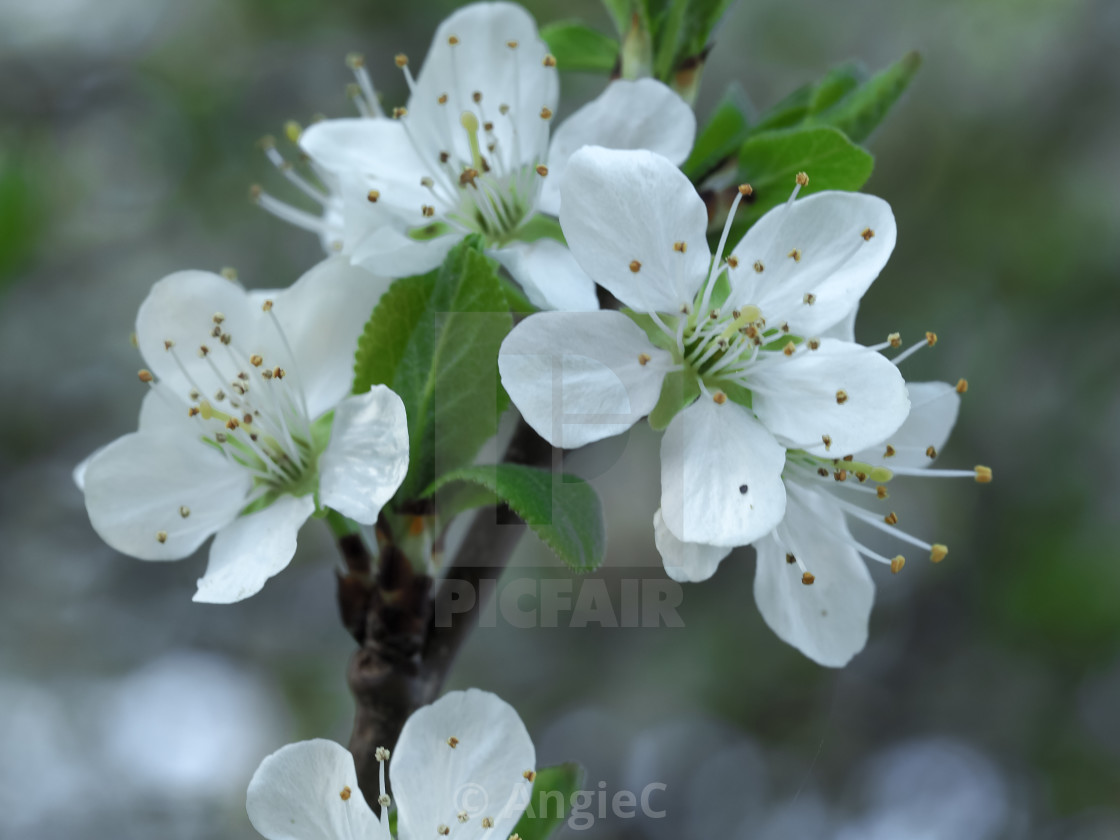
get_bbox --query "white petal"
[727,191,896,336]
[82,432,250,561]
[319,387,410,525]
[822,302,858,342]
[193,494,315,604]
[350,226,461,280]
[559,146,710,313]
[491,239,599,312]
[246,739,388,840]
[540,79,696,216]
[855,380,961,469]
[135,270,257,404]
[653,508,732,582]
[750,339,909,456]
[660,399,787,546]
[137,382,194,433]
[409,2,556,173]
[267,257,393,419]
[753,484,874,667]
[301,120,437,230]
[392,689,535,840]
[498,310,671,448]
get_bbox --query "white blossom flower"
[285,1,695,312]
[246,689,536,840]
[499,146,909,550]
[75,258,410,604]
[655,378,993,666]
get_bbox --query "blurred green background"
[2,0,1118,837]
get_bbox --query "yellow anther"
[472,91,482,103]
[284,121,302,143]
[629,260,641,273]
[712,391,727,404]
[877,486,888,499]
[834,469,848,482]
[156,531,168,544]
[786,553,796,564]
[795,171,809,186]
[782,341,796,356]
[188,406,200,418]
[974,465,993,483]
[543,54,557,67]
[930,544,948,563]
[890,555,905,574]
[808,339,820,350]
[138,369,154,383]
[801,571,815,585]
[888,332,901,347]
[507,40,519,49]
[446,737,459,749]
[345,52,364,69]
[956,378,969,394]
[460,168,479,187]
[250,354,263,367]
[438,826,450,836]
[788,249,801,262]
[753,260,764,273]
[540,107,553,119]
[523,769,537,782]
[861,227,875,241]
[926,331,938,346]
[179,506,191,518]
[822,434,832,450]
[394,53,408,67]
[422,205,435,218]
[340,786,352,801]
[884,444,896,457]
[738,183,753,196]
[835,389,848,404]
[727,256,739,268]
[438,93,448,105]
[884,511,899,525]
[535,164,548,176]
[262,300,273,312]
[375,746,391,761]
[803,292,816,305]
[448,35,460,45]
[673,241,687,253]
[458,812,469,823]
[393,107,408,118]
[481,817,494,828]
[638,353,651,366]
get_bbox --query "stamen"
[930,544,948,563]
[956,378,968,393]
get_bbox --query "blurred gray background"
[2,0,1119,837]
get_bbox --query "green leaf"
[807,62,867,114]
[750,82,814,134]
[512,763,586,840]
[353,237,513,502]
[648,369,699,430]
[652,0,689,80]
[621,308,679,353]
[674,0,736,64]
[729,126,874,241]
[806,51,922,142]
[681,82,752,182]
[428,465,606,573]
[540,21,620,73]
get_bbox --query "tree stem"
[339,418,553,795]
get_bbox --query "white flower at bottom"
[246,689,536,840]
[291,1,696,311]
[656,380,992,667]
[75,258,409,604]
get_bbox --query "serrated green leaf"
[681,82,752,182]
[353,237,513,502]
[729,126,874,243]
[540,21,620,73]
[428,465,606,573]
[806,51,921,142]
[648,369,699,430]
[512,763,586,840]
